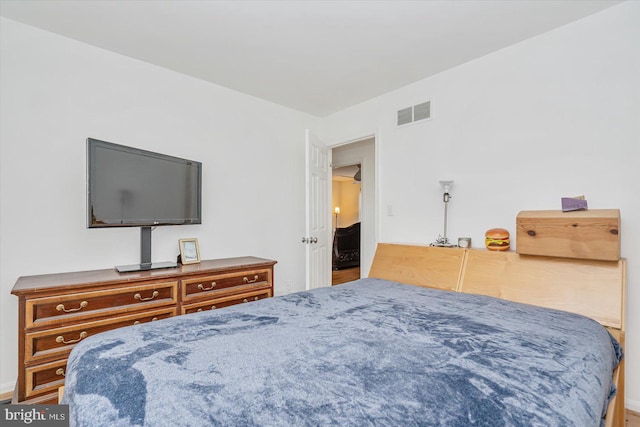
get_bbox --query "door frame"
[327,130,380,279]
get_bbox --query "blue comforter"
[62,279,622,426]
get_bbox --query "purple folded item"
[562,197,588,212]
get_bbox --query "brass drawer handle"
[56,301,88,313]
[56,331,87,345]
[211,305,216,310]
[243,298,248,303]
[242,297,260,303]
[134,290,159,301]
[56,368,65,377]
[133,317,158,325]
[197,282,216,291]
[197,308,203,313]
[243,275,259,284]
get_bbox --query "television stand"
[116,261,178,273]
[115,226,177,272]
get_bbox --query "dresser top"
[12,256,277,296]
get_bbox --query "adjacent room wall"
[332,180,361,228]
[320,2,640,410]
[0,17,318,394]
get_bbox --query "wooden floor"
[628,409,640,427]
[332,266,360,285]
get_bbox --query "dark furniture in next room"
[333,222,360,270]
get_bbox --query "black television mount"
[115,226,177,273]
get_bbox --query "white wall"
[0,18,317,394]
[320,2,640,410]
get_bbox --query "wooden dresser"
[10,256,276,404]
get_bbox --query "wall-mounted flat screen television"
[87,138,202,227]
[87,138,202,272]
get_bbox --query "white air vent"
[397,107,413,126]
[413,101,431,121]
[396,100,431,127]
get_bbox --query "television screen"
[87,138,202,228]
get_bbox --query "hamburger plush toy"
[485,228,510,251]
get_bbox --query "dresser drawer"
[24,359,67,399]
[181,269,271,302]
[25,307,176,364]
[181,289,271,315]
[21,392,59,405]
[26,281,178,329]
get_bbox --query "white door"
[304,129,331,290]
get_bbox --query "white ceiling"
[0,0,621,117]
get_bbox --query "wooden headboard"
[368,243,626,427]
[368,244,465,292]
[369,243,625,331]
[460,249,625,330]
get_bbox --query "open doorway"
[331,164,361,284]
[331,137,375,285]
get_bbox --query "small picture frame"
[178,238,201,265]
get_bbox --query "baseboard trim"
[627,398,640,413]
[0,381,14,400]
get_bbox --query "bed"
[61,244,626,427]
